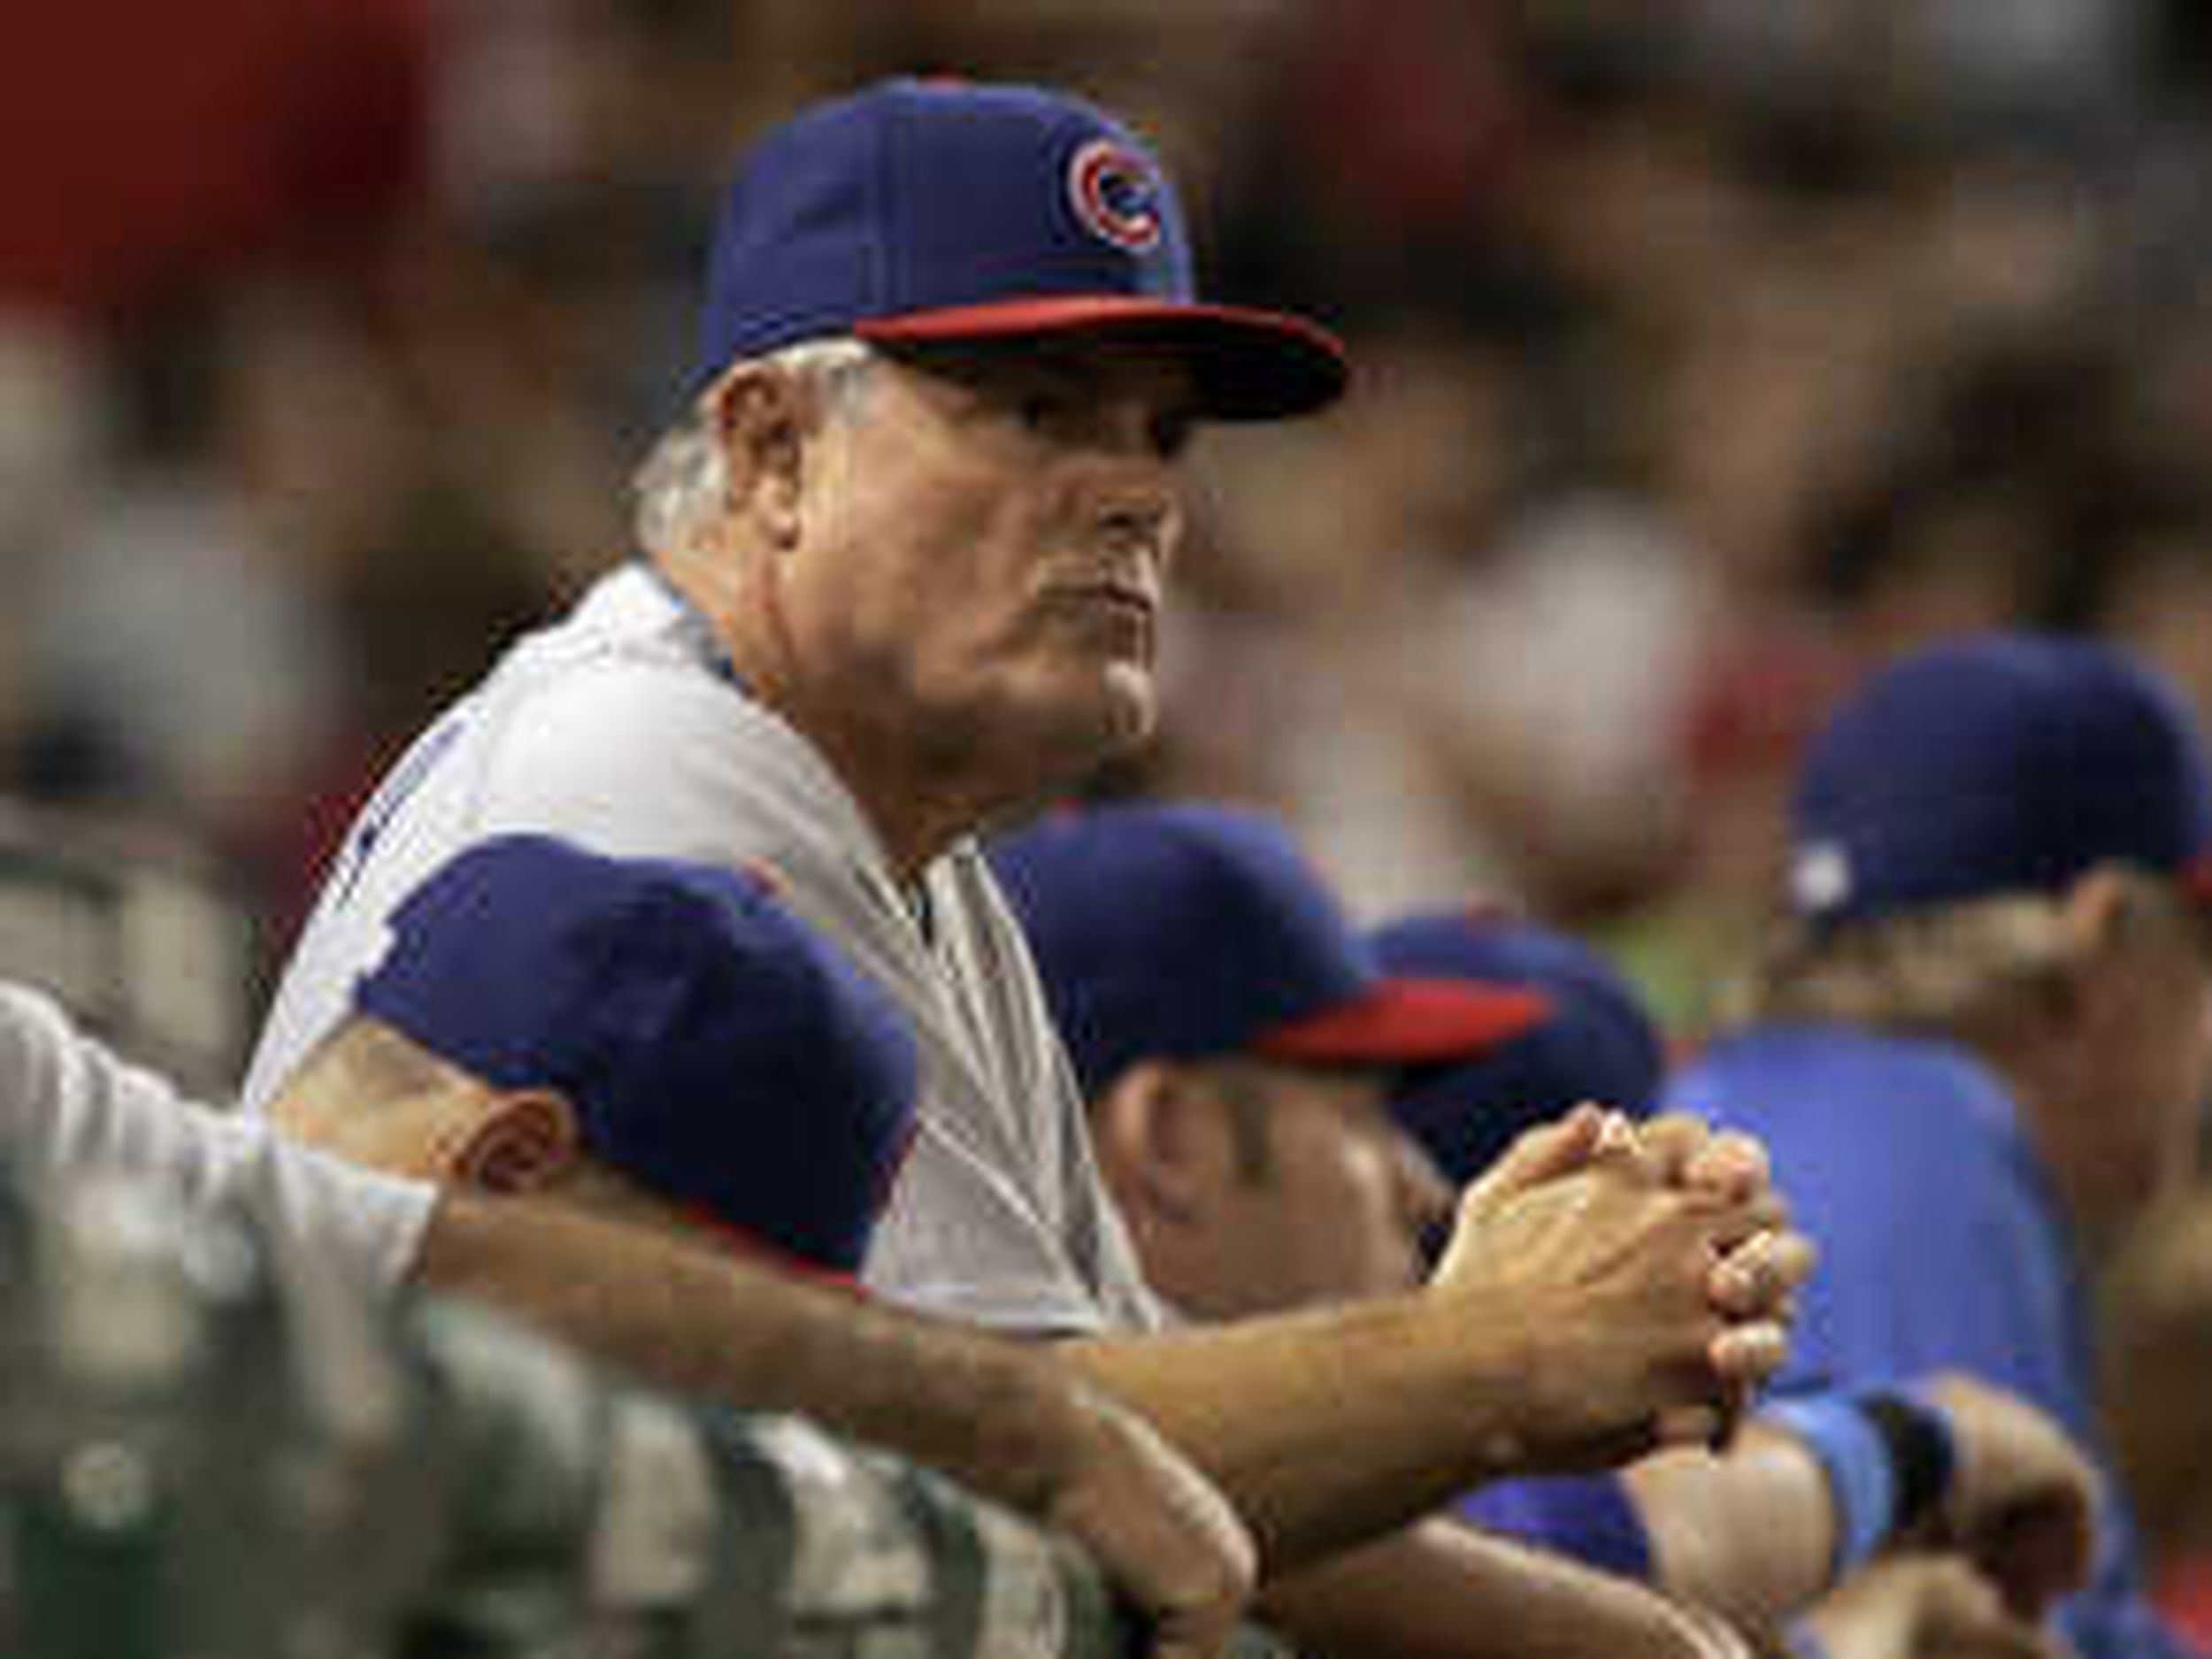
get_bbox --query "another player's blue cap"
[695,77,1348,419]
[1789,633,2212,925]
[1371,910,1665,1187]
[355,835,918,1274]
[990,803,1546,1099]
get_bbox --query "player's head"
[691,78,1345,422]
[273,835,918,1276]
[1786,633,2212,927]
[1370,910,1665,1189]
[640,81,1349,826]
[991,802,1543,1316]
[1753,632,2212,1230]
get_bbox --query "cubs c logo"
[1067,139,1163,254]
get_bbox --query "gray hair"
[1723,866,2193,1041]
[632,338,877,556]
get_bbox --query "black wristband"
[1860,1393,1956,1532]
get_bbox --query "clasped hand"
[1429,1104,1817,1470]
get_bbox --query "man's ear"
[2061,865,2140,963]
[2045,864,2147,1036]
[440,1088,583,1195]
[1089,1060,1228,1228]
[708,365,808,549]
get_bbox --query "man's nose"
[1094,476,1180,573]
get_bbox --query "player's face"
[2118,907,2212,1185]
[1178,1059,1452,1319]
[782,336,1197,793]
[2048,886,2212,1232]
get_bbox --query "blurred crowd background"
[11,0,2212,1048]
[13,0,2212,1634]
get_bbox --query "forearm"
[1064,1106,1810,1576]
[411,1191,1075,1512]
[1625,1426,1839,1637]
[1261,1517,1755,1659]
[1058,1295,1541,1569]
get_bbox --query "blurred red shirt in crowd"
[0,0,431,319]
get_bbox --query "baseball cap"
[988,803,1547,1098]
[1371,910,1665,1187]
[355,835,918,1274]
[696,77,1348,420]
[1789,633,2212,925]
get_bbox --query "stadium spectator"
[1665,633,2212,1659]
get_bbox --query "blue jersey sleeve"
[1454,1475,1651,1580]
[1668,1028,2208,1659]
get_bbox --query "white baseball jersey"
[0,981,432,1290]
[242,563,1160,1334]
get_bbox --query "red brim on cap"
[681,1201,870,1295]
[2180,853,2212,909]
[1255,979,1550,1068]
[857,295,1349,421]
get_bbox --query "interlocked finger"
[1708,1317,1791,1393]
[1707,1227,1818,1319]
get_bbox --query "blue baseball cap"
[354,835,918,1275]
[696,78,1348,420]
[1788,634,2212,925]
[989,803,1547,1099]
[1371,910,1665,1187]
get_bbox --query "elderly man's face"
[782,337,1197,789]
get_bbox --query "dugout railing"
[0,1161,1291,1659]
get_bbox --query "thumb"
[1437,1105,1614,1286]
[1463,1104,1609,1214]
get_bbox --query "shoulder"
[1678,1025,2045,1279]
[479,656,873,872]
[0,981,84,1119]
[470,565,788,791]
[1672,1028,2056,1395]
[1669,1024,2020,1215]
[487,653,749,787]
[1672,1025,2005,1132]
